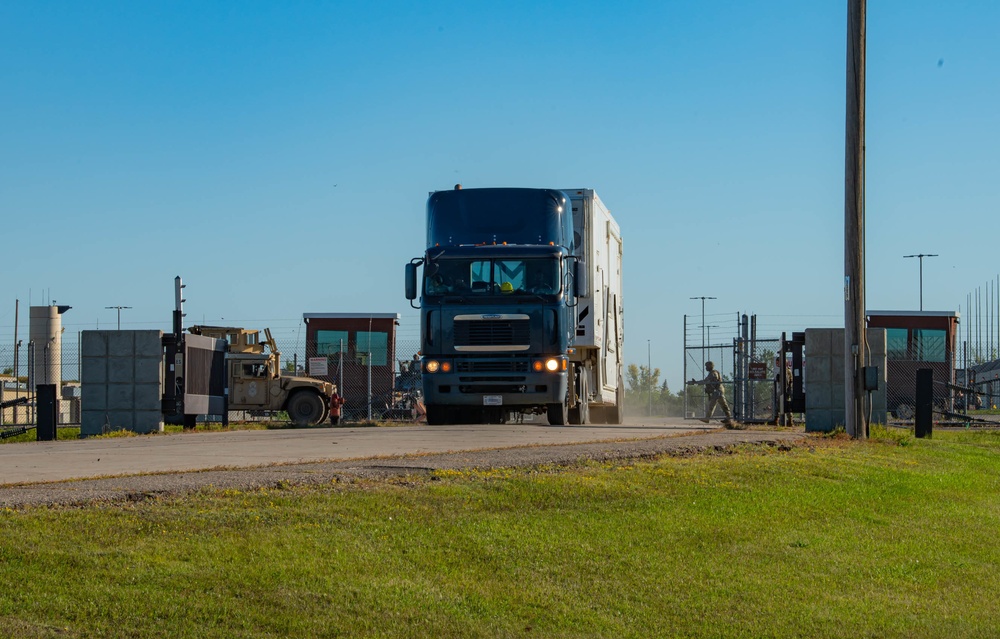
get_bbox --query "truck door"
[234,361,269,407]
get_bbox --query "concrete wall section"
[81,330,164,436]
[804,328,887,432]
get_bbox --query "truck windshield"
[425,258,559,297]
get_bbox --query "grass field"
[2,427,1000,638]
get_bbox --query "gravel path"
[0,429,805,508]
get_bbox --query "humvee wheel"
[287,391,326,426]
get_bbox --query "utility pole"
[844,0,867,439]
[690,296,716,369]
[903,254,938,311]
[105,306,132,330]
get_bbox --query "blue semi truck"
[405,187,624,425]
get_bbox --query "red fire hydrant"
[329,390,346,425]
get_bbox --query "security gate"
[683,314,802,424]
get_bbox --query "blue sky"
[2,1,998,388]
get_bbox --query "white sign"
[308,357,328,377]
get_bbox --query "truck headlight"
[533,357,566,372]
[424,360,451,373]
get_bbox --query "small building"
[866,310,960,415]
[302,313,400,418]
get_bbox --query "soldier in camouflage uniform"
[691,361,737,428]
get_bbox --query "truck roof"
[427,188,573,251]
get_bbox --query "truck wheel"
[425,405,449,426]
[547,401,569,426]
[287,391,325,426]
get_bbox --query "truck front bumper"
[422,369,568,408]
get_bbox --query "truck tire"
[425,405,449,426]
[287,391,326,426]
[547,400,569,426]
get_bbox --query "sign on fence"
[308,357,328,377]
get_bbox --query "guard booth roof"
[426,188,573,251]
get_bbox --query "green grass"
[3,430,1000,637]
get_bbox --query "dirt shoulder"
[0,429,805,508]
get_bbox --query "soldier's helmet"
[705,361,715,370]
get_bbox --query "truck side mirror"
[574,260,588,298]
[405,263,418,300]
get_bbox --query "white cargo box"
[561,188,624,402]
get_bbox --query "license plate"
[483,395,503,406]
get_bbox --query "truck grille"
[455,360,530,373]
[454,319,530,348]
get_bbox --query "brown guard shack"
[866,310,960,415]
[302,313,400,420]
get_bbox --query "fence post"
[37,384,57,441]
[915,368,933,439]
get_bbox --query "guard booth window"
[885,327,946,362]
[886,328,908,359]
[914,329,946,362]
[317,330,349,356]
[357,331,388,366]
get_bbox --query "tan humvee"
[189,326,333,426]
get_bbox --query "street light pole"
[705,325,719,347]
[690,296,716,368]
[105,306,132,330]
[905,253,936,312]
[903,254,938,311]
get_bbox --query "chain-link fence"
[735,337,783,423]
[684,343,734,421]
[1,338,82,430]
[883,331,953,421]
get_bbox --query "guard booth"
[866,310,959,418]
[303,313,400,420]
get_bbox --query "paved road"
[0,416,720,486]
